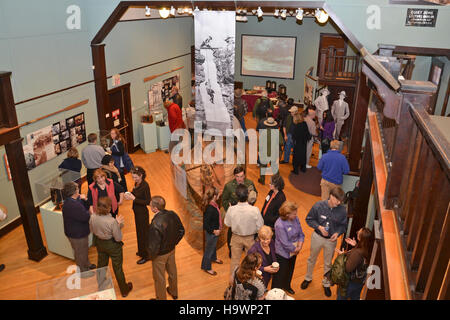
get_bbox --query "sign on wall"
[405,8,438,27]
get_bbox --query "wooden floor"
[0,114,339,300]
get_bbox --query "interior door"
[317,33,347,77]
[107,83,134,153]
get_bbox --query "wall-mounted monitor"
[241,34,297,79]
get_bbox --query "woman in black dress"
[110,128,128,192]
[291,112,312,174]
[260,173,286,231]
[124,166,151,265]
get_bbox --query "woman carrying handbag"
[110,128,134,192]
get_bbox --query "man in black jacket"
[148,196,185,300]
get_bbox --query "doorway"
[107,83,134,153]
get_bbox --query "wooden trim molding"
[368,108,411,300]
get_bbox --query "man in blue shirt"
[317,140,350,200]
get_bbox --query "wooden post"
[91,44,109,133]
[0,72,47,262]
[348,73,370,172]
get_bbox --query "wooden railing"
[318,52,360,81]
[362,59,449,299]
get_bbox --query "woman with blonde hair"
[231,253,266,300]
[291,111,312,174]
[272,201,305,295]
[248,226,279,287]
[201,186,223,275]
[87,169,124,218]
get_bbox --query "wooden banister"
[368,109,411,300]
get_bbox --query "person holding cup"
[272,201,305,295]
[248,226,279,287]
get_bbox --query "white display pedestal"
[156,125,171,151]
[40,201,92,260]
[139,122,157,154]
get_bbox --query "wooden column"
[91,44,109,133]
[348,73,370,172]
[0,72,47,262]
[349,129,373,238]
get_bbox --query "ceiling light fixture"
[188,8,193,15]
[159,7,170,18]
[296,8,303,20]
[251,9,257,15]
[274,9,279,17]
[236,15,248,22]
[257,7,263,18]
[170,6,176,16]
[145,6,151,17]
[194,6,200,12]
[177,7,184,15]
[280,9,287,19]
[315,8,329,23]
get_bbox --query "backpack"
[326,253,350,297]
[257,98,270,119]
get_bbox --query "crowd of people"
[53,85,371,301]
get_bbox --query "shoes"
[324,286,332,297]
[88,264,97,270]
[285,288,295,295]
[300,167,307,173]
[306,165,312,169]
[301,280,311,290]
[166,287,178,300]
[258,178,265,185]
[204,269,217,276]
[121,282,133,298]
[212,259,223,264]
[137,258,148,265]
[0,264,5,272]
[290,170,299,175]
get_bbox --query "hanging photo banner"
[194,10,235,135]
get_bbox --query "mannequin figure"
[331,91,350,140]
[314,88,330,125]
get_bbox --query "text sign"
[405,8,438,27]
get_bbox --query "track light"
[145,6,151,17]
[296,8,303,20]
[257,7,263,18]
[159,7,170,18]
[188,8,193,14]
[194,6,199,12]
[170,6,176,16]
[236,15,248,22]
[177,7,184,15]
[251,9,257,15]
[280,9,287,19]
[315,8,329,23]
[274,9,279,17]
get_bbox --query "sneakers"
[306,165,312,169]
[323,286,332,297]
[300,280,311,290]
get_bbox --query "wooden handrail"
[368,109,412,300]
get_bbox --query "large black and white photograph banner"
[194,10,235,135]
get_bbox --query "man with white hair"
[314,88,330,125]
[331,91,350,140]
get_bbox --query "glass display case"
[36,267,117,300]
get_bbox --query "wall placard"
[405,8,438,27]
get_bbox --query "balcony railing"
[318,52,360,81]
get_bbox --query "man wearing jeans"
[304,107,317,169]
[280,106,298,164]
[301,187,348,297]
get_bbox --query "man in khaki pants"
[301,187,348,297]
[317,140,349,200]
[148,196,185,300]
[224,184,264,277]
